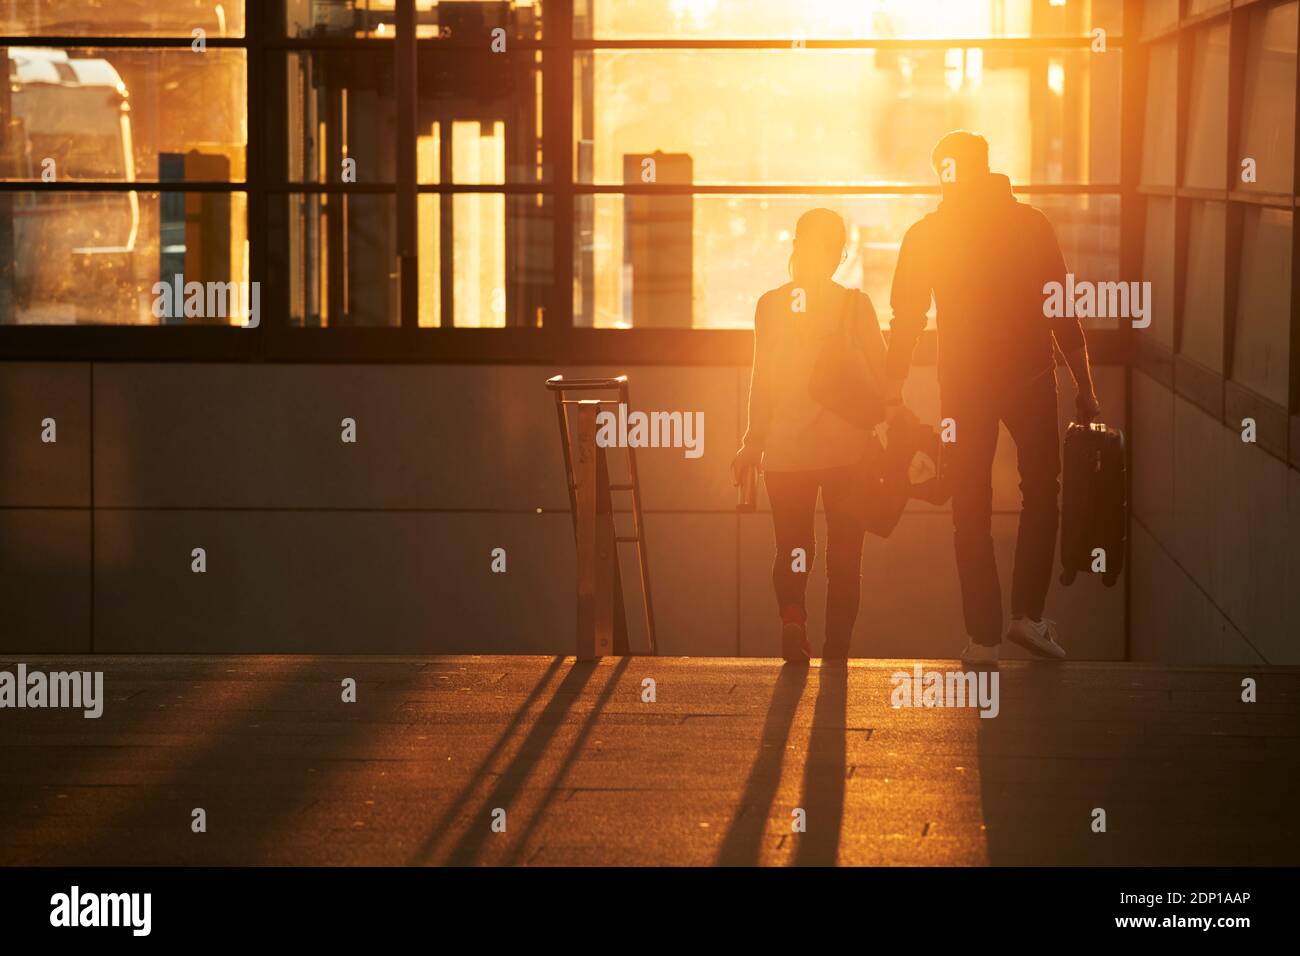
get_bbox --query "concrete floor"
[0,655,1296,866]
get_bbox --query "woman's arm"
[739,295,774,458]
[853,291,889,389]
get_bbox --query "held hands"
[1075,389,1102,424]
[885,402,918,430]
[883,381,917,430]
[731,445,763,486]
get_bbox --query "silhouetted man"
[886,131,1100,666]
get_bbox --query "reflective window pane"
[286,193,397,326]
[576,48,1119,186]
[287,50,395,184]
[1179,200,1225,372]
[577,192,1117,330]
[417,193,552,327]
[1,1,244,37]
[1140,196,1176,350]
[579,0,1122,40]
[1232,207,1293,407]
[1140,39,1176,187]
[1140,0,1178,37]
[419,52,548,185]
[2,47,247,182]
[1239,1,1297,195]
[285,1,543,40]
[1183,23,1229,189]
[0,189,248,325]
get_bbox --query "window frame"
[0,0,1130,365]
[1130,0,1300,469]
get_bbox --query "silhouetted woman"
[731,208,889,663]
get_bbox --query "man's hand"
[730,445,763,486]
[1075,389,1101,424]
[885,402,918,430]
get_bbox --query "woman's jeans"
[765,464,867,655]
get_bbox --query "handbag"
[847,421,950,539]
[809,288,887,430]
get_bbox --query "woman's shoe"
[781,622,812,664]
[960,640,999,668]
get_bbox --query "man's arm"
[1061,344,1100,422]
[885,224,931,406]
[1040,212,1100,421]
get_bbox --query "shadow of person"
[716,664,809,865]
[975,662,1116,865]
[793,662,848,866]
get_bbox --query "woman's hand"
[885,401,918,430]
[731,445,763,486]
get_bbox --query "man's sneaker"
[781,622,812,665]
[1006,616,1067,660]
[960,640,1000,667]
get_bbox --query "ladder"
[545,375,658,659]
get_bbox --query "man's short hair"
[931,130,990,180]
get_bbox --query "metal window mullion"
[396,0,418,329]
[547,0,576,330]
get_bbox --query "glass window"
[1179,200,1226,372]
[284,1,544,40]
[286,50,395,184]
[1183,23,1229,189]
[0,189,248,325]
[283,49,547,186]
[576,192,1117,330]
[576,47,1120,186]
[419,51,549,185]
[1141,39,1176,187]
[1238,1,1298,195]
[1232,207,1293,407]
[1140,197,1176,350]
[284,193,396,327]
[417,193,552,327]
[579,0,1122,40]
[2,47,247,182]
[1,1,244,37]
[1140,0,1179,37]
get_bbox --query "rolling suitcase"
[1059,421,1126,587]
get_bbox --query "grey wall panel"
[1171,395,1229,605]
[1287,468,1300,665]
[641,513,737,656]
[1219,437,1291,663]
[0,364,90,507]
[0,510,90,653]
[94,364,570,511]
[1131,370,1175,542]
[1130,523,1263,665]
[1132,387,1297,665]
[94,510,574,654]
